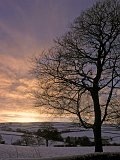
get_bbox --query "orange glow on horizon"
[0,111,44,123]
[0,110,71,123]
[12,112,40,123]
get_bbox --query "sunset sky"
[0,0,96,122]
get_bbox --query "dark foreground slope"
[35,153,120,160]
[73,153,120,160]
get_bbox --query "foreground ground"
[0,123,119,160]
[0,144,120,159]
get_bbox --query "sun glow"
[13,112,42,123]
[0,111,43,123]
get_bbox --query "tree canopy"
[32,0,120,152]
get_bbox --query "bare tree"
[32,0,120,152]
[36,124,63,147]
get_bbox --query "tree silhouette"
[36,125,62,147]
[32,0,120,152]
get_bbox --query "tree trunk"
[46,139,48,147]
[93,124,103,152]
[91,90,103,152]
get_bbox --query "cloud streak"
[0,0,95,122]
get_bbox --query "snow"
[0,144,119,160]
[0,131,23,136]
[0,123,119,145]
[0,123,119,159]
[1,134,21,145]
[0,131,23,145]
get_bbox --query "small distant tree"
[22,132,35,146]
[65,136,76,146]
[65,136,71,145]
[0,134,4,144]
[102,138,110,146]
[77,136,92,146]
[12,139,22,146]
[36,126,62,146]
[36,135,44,146]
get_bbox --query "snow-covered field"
[0,122,119,145]
[0,122,119,160]
[0,144,119,160]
